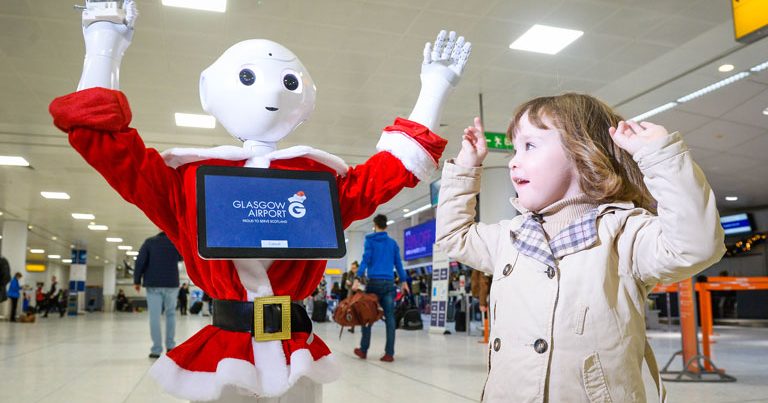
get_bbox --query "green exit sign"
[484,132,514,152]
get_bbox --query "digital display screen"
[430,179,441,207]
[197,166,345,259]
[721,213,753,235]
[403,219,436,260]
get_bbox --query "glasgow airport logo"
[288,191,307,218]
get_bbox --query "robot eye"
[239,69,255,86]
[283,73,299,91]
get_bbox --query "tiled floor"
[1,312,767,402]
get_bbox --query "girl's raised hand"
[609,120,669,156]
[455,117,487,167]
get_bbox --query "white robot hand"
[408,30,472,132]
[77,0,138,90]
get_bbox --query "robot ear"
[199,70,210,113]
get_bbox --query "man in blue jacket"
[354,214,410,362]
[134,232,181,358]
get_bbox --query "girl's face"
[508,112,582,212]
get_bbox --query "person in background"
[0,255,10,304]
[340,260,359,301]
[116,289,132,312]
[42,275,58,318]
[355,214,409,363]
[35,283,45,313]
[178,283,189,315]
[134,231,182,359]
[7,272,22,322]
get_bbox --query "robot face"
[199,40,316,143]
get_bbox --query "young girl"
[435,93,725,402]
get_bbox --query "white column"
[344,231,366,269]
[479,167,517,223]
[1,220,28,320]
[103,245,117,312]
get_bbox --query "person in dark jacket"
[42,275,59,318]
[7,272,23,322]
[177,283,189,315]
[134,232,182,358]
[0,256,10,303]
[354,214,409,363]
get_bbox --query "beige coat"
[435,133,725,402]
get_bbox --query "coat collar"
[508,198,636,268]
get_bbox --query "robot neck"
[242,139,277,156]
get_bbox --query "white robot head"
[199,40,316,143]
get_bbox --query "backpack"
[333,292,383,337]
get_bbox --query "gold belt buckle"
[253,295,291,342]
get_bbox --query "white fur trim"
[161,145,349,177]
[233,259,274,299]
[149,347,340,401]
[161,145,253,169]
[376,130,437,182]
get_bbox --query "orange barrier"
[652,276,768,372]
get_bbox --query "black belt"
[212,298,312,341]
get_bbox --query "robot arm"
[77,0,138,91]
[408,30,472,132]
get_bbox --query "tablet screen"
[197,166,346,259]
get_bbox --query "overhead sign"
[733,0,768,43]
[484,132,514,152]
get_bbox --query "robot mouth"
[265,107,279,111]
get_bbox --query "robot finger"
[441,31,457,60]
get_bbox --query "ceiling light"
[28,225,33,230]
[175,113,216,128]
[118,245,133,250]
[751,60,768,72]
[386,220,395,225]
[344,238,349,243]
[0,236,2,240]
[126,251,139,256]
[725,196,739,201]
[0,211,3,216]
[133,256,137,260]
[72,213,95,220]
[676,72,750,103]
[88,224,109,231]
[403,203,432,218]
[630,102,678,122]
[41,191,70,200]
[106,237,123,243]
[51,236,57,240]
[162,0,226,12]
[62,259,72,263]
[402,208,410,213]
[95,256,100,260]
[30,249,45,254]
[718,64,734,72]
[47,255,61,259]
[0,155,30,166]
[509,24,583,55]
[762,107,768,116]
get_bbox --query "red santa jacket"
[49,88,446,400]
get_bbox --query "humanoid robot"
[50,1,471,402]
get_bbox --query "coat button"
[534,338,548,354]
[493,338,501,352]
[546,267,556,279]
[503,264,513,276]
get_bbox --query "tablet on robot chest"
[197,166,346,259]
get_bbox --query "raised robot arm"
[77,0,138,90]
[408,30,472,132]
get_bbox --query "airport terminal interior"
[2,0,768,402]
